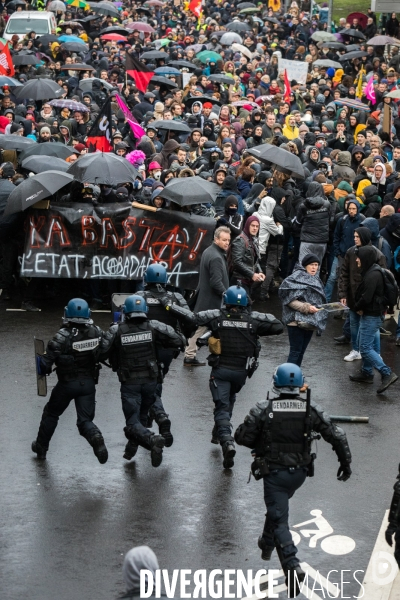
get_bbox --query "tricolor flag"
[86,97,113,152]
[125,53,155,94]
[365,75,376,105]
[0,44,14,77]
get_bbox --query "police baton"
[330,415,369,423]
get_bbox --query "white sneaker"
[344,350,362,362]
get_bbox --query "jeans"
[262,468,308,569]
[349,310,380,355]
[209,366,247,442]
[358,315,391,376]
[287,326,314,367]
[324,256,339,303]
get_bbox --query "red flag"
[125,53,154,93]
[283,69,291,103]
[0,44,14,77]
[86,97,113,152]
[189,0,202,17]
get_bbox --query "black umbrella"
[19,142,77,161]
[61,42,89,53]
[339,29,366,39]
[184,95,222,107]
[158,177,220,207]
[4,171,74,216]
[150,75,177,88]
[66,152,138,185]
[151,120,191,133]
[247,144,304,179]
[12,55,39,66]
[208,74,234,85]
[226,21,252,31]
[140,50,170,61]
[34,34,59,47]
[13,79,64,101]
[76,15,102,22]
[320,42,347,50]
[100,26,131,35]
[0,135,36,151]
[21,156,69,174]
[237,1,255,7]
[168,60,197,71]
[60,63,95,71]
[90,1,119,16]
[344,44,361,52]
[263,16,280,24]
[339,51,369,62]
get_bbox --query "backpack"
[376,266,399,308]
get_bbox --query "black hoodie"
[354,245,385,315]
[295,182,331,244]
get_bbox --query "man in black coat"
[184,226,230,366]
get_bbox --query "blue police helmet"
[273,363,304,393]
[123,294,149,318]
[145,263,168,284]
[223,285,248,307]
[64,298,91,323]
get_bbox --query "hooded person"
[371,162,387,198]
[230,214,264,293]
[360,216,392,268]
[282,114,300,140]
[152,139,180,170]
[215,175,243,216]
[215,195,243,238]
[59,120,74,146]
[334,180,354,211]
[360,184,382,218]
[351,145,366,173]
[303,146,320,173]
[332,151,356,182]
[121,546,160,599]
[253,196,284,299]
[294,182,331,266]
[380,213,400,254]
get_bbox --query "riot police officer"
[108,295,186,467]
[235,363,352,598]
[32,298,110,464]
[385,464,400,567]
[137,264,194,446]
[193,285,283,469]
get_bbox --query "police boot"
[150,434,165,467]
[89,433,108,464]
[221,440,236,469]
[31,440,47,459]
[157,413,173,448]
[258,536,274,561]
[285,564,306,598]
[211,424,219,444]
[123,440,139,461]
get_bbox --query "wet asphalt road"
[1,294,400,600]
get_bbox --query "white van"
[3,11,57,41]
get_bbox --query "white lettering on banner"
[278,58,309,85]
[0,53,8,70]
[121,332,152,344]
[72,339,100,352]
[221,321,249,328]
[272,400,307,411]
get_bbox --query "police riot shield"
[34,337,47,397]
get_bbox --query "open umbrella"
[263,16,280,24]
[232,99,258,108]
[58,34,86,43]
[60,63,95,71]
[168,60,197,71]
[184,95,222,107]
[4,171,74,217]
[78,77,114,91]
[196,50,223,63]
[385,90,400,99]
[100,25,130,34]
[334,98,371,111]
[126,21,155,33]
[237,1,255,7]
[339,51,368,62]
[61,42,89,52]
[48,0,66,10]
[345,44,361,52]
[67,152,138,185]
[145,0,165,5]
[247,143,304,179]
[239,6,261,13]
[151,120,191,133]
[150,75,177,88]
[65,0,88,7]
[12,55,39,66]
[100,33,127,41]
[13,79,64,101]
[226,21,251,32]
[231,43,253,60]
[158,177,220,207]
[49,98,90,112]
[154,66,181,75]
[19,142,77,161]
[367,35,400,46]
[90,1,119,16]
[21,156,69,174]
[184,44,203,53]
[0,135,36,151]
[0,76,23,87]
[208,74,234,85]
[140,50,169,61]
[320,42,347,50]
[313,59,342,69]
[347,12,368,29]
[220,32,243,45]
[339,29,366,40]
[311,31,336,42]
[34,34,60,46]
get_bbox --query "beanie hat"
[40,126,51,134]
[154,101,164,113]
[302,253,321,267]
[316,94,325,104]
[299,123,309,133]
[74,143,86,153]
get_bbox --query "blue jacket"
[237,178,252,201]
[333,200,364,258]
[361,217,392,268]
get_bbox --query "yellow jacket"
[282,115,299,140]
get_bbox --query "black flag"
[86,96,113,152]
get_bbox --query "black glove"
[159,295,171,309]
[337,463,351,481]
[386,523,397,547]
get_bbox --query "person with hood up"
[230,215,265,295]
[332,151,356,182]
[294,181,331,266]
[360,184,382,218]
[215,175,243,216]
[347,245,398,394]
[59,120,73,146]
[351,145,366,173]
[152,139,180,170]
[282,114,299,140]
[384,179,400,213]
[119,546,160,599]
[253,196,284,300]
[215,195,243,238]
[360,217,392,268]
[371,162,388,197]
[303,146,320,173]
[325,198,365,302]
[381,213,400,254]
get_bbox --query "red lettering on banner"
[81,215,98,245]
[151,225,188,269]
[44,216,71,248]
[138,218,165,252]
[29,215,46,248]
[188,229,207,261]
[100,217,119,249]
[120,216,137,249]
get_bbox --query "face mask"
[227,207,237,216]
[154,171,161,180]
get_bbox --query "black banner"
[21,203,215,289]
